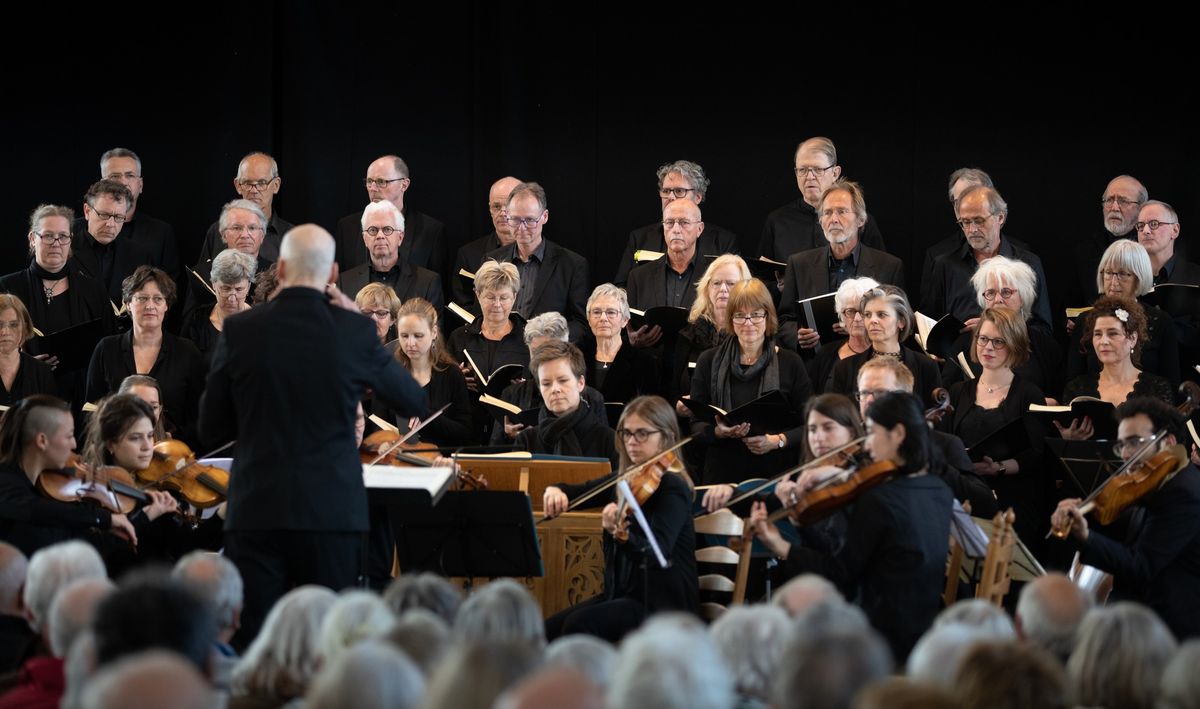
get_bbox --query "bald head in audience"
[278,224,337,289]
[172,551,243,645]
[0,542,27,618]
[1015,572,1092,662]
[496,667,604,709]
[79,650,213,709]
[772,573,842,617]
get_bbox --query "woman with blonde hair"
[671,254,752,406]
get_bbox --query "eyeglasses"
[363,226,400,237]
[731,312,767,325]
[840,308,861,320]
[506,216,543,230]
[709,279,738,291]
[617,428,661,442]
[659,187,696,199]
[131,294,166,306]
[1113,435,1155,457]
[957,215,994,231]
[236,178,277,192]
[1135,220,1177,232]
[662,219,698,229]
[32,231,71,245]
[364,177,407,188]
[89,208,126,224]
[794,165,835,177]
[855,389,888,402]
[976,335,1008,350]
[224,225,264,235]
[1101,270,1135,282]
[1102,196,1140,208]
[981,288,1017,301]
[589,308,622,320]
[361,309,392,320]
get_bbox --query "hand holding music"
[503,416,526,440]
[543,486,569,519]
[1051,498,1089,541]
[796,327,821,349]
[460,363,480,392]
[675,396,692,419]
[743,434,781,455]
[714,416,751,440]
[1056,416,1094,440]
[627,324,662,348]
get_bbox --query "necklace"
[42,279,64,304]
[872,348,902,359]
[983,381,1011,394]
[845,339,868,355]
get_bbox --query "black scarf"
[708,336,780,411]
[535,401,593,457]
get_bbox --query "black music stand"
[392,491,543,584]
[1045,438,1122,498]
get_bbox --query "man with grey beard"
[1066,175,1148,308]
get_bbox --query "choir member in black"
[513,341,618,467]
[0,296,55,408]
[751,391,953,661]
[671,254,751,407]
[182,249,256,364]
[447,261,529,443]
[0,204,115,406]
[0,395,160,557]
[1052,397,1200,640]
[117,374,168,441]
[1067,240,1180,386]
[542,395,698,640]
[452,176,521,308]
[1060,297,1174,441]
[86,267,207,447]
[582,284,658,407]
[830,285,942,408]
[386,298,473,446]
[939,255,1064,400]
[689,279,813,492]
[805,277,879,394]
[354,282,401,345]
[938,307,1050,544]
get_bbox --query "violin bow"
[369,404,452,466]
[544,436,694,518]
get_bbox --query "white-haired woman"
[806,276,879,394]
[183,248,256,364]
[229,585,336,707]
[583,284,657,414]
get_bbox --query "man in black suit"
[195,152,293,266]
[451,175,522,307]
[183,200,275,319]
[70,179,155,303]
[1061,175,1146,310]
[613,160,739,287]
[1053,397,1200,640]
[778,180,905,351]
[198,224,428,645]
[625,198,705,348]
[336,200,444,310]
[1137,199,1200,378]
[921,167,996,299]
[333,155,446,280]
[99,148,180,283]
[759,137,886,274]
[485,182,590,342]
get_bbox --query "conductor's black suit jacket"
[199,287,429,532]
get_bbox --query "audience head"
[306,641,424,709]
[79,649,213,709]
[1014,572,1092,662]
[772,573,844,616]
[608,615,734,709]
[171,552,244,644]
[423,639,542,709]
[709,604,789,701]
[230,585,336,702]
[1159,639,1200,709]
[935,599,1016,637]
[773,615,892,709]
[497,667,604,709]
[23,540,106,635]
[0,541,27,616]
[49,577,114,658]
[907,622,996,689]
[954,640,1066,709]
[318,589,395,665]
[381,608,451,677]
[544,634,617,689]
[383,572,463,624]
[454,579,546,650]
[1067,602,1178,709]
[92,572,216,673]
[854,677,957,709]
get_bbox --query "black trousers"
[224,529,362,650]
[544,594,646,643]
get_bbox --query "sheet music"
[617,480,670,569]
[363,465,454,505]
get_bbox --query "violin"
[766,452,899,528]
[138,440,230,510]
[37,453,152,515]
[612,449,682,543]
[359,430,489,490]
[1049,437,1188,538]
[546,437,693,520]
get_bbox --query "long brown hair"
[81,394,156,470]
[800,393,864,463]
[614,395,693,491]
[392,298,456,372]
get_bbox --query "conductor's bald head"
[278,224,337,289]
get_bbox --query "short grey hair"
[29,203,75,232]
[956,184,1009,218]
[79,649,213,709]
[507,181,548,212]
[907,622,995,689]
[360,200,406,231]
[454,579,545,650]
[278,225,336,283]
[383,572,463,624]
[24,541,107,632]
[524,312,570,345]
[1159,639,1200,709]
[545,635,617,689]
[0,542,27,616]
[48,577,114,658]
[708,605,789,700]
[381,609,450,677]
[935,599,1016,638]
[1105,174,1148,204]
[656,160,710,198]
[795,136,838,166]
[100,148,141,175]
[218,198,267,233]
[947,167,994,201]
[971,255,1039,320]
[210,249,258,286]
[773,624,892,709]
[306,642,424,709]
[608,617,734,709]
[171,552,244,632]
[230,585,337,701]
[586,284,630,321]
[860,284,915,342]
[1097,238,1154,297]
[834,277,880,326]
[1140,198,1178,222]
[318,590,395,665]
[1067,602,1178,709]
[1016,573,1092,663]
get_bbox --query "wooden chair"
[975,508,1017,606]
[694,509,751,621]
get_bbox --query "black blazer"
[0,353,56,407]
[337,260,444,312]
[335,208,446,278]
[777,244,906,350]
[485,240,590,342]
[197,212,293,265]
[921,236,1053,331]
[199,287,428,532]
[758,199,886,263]
[67,225,157,303]
[86,331,208,446]
[625,256,700,313]
[831,347,944,409]
[118,212,180,282]
[614,221,739,287]
[452,232,504,306]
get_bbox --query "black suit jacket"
[198,287,428,531]
[197,212,292,266]
[119,211,180,282]
[758,199,886,262]
[335,208,446,279]
[921,236,1053,331]
[337,260,445,311]
[68,223,157,303]
[486,240,590,342]
[777,244,906,350]
[452,232,504,306]
[614,221,739,286]
[625,255,700,314]
[830,347,944,409]
[1161,257,1200,358]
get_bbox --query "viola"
[766,453,899,528]
[924,387,954,425]
[546,437,693,521]
[138,440,230,510]
[359,430,488,490]
[37,453,151,515]
[612,449,682,543]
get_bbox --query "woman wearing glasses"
[582,284,658,413]
[1067,240,1180,387]
[805,277,879,395]
[86,267,207,447]
[542,395,698,641]
[937,307,1050,543]
[671,254,752,406]
[182,249,256,364]
[689,279,812,489]
[354,283,401,345]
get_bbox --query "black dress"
[181,307,221,365]
[580,335,661,404]
[806,337,854,394]
[374,357,475,448]
[940,320,1065,401]
[831,347,944,409]
[0,353,56,408]
[1062,371,1175,407]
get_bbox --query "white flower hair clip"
[1115,308,1129,323]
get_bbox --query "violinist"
[514,340,618,467]
[750,391,953,661]
[117,374,168,441]
[542,395,698,641]
[1051,397,1200,640]
[0,395,137,557]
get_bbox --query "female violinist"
[1051,397,1200,641]
[542,395,698,641]
[118,374,168,441]
[750,391,953,661]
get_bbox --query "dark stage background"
[3,7,1196,319]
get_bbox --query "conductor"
[199,224,428,645]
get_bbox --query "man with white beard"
[1066,175,1148,308]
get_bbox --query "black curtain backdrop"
[3,7,1196,320]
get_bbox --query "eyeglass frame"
[31,230,72,245]
[617,428,662,442]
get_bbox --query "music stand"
[392,491,543,585]
[1045,438,1122,498]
